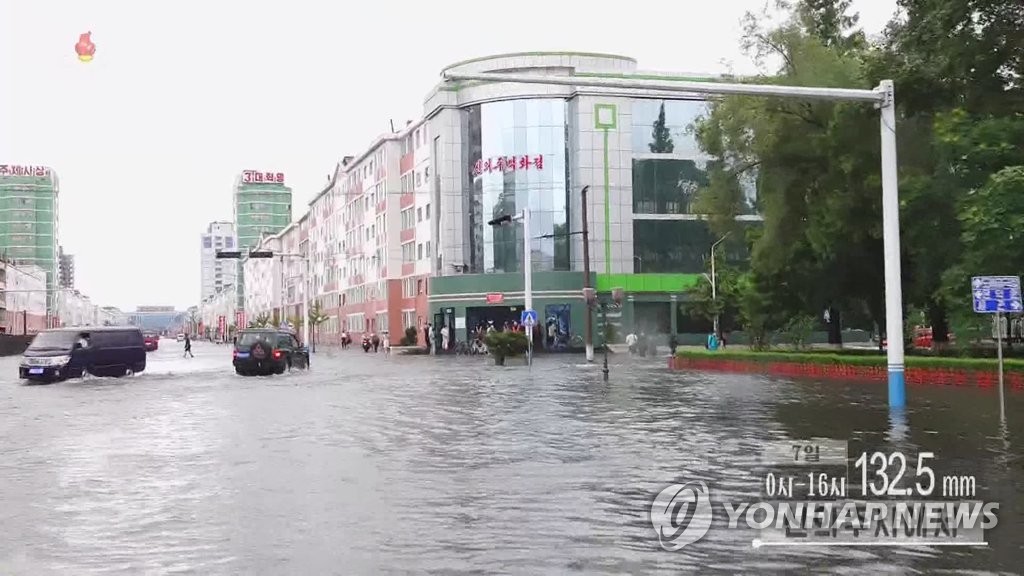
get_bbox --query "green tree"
[248,312,271,328]
[864,0,1024,344]
[694,0,886,335]
[308,300,330,349]
[649,102,674,153]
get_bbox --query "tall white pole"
[997,312,1005,422]
[523,208,533,365]
[878,79,907,409]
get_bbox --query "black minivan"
[20,327,147,382]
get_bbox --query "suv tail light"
[272,349,282,359]
[232,350,238,359]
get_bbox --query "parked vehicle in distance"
[20,326,147,382]
[176,333,185,342]
[232,328,309,376]
[143,332,159,351]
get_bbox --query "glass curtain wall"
[631,98,757,273]
[463,99,570,274]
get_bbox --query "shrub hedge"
[674,349,1024,373]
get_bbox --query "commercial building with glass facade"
[233,170,292,307]
[0,165,59,313]
[423,53,759,344]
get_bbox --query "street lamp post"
[584,286,623,381]
[489,208,534,366]
[277,252,310,351]
[708,232,731,338]
[581,185,594,362]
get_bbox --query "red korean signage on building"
[217,315,226,335]
[485,293,504,304]
[235,311,246,329]
[0,165,51,177]
[241,170,285,184]
[472,154,544,176]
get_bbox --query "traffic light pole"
[444,71,908,411]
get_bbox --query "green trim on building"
[430,271,590,297]
[602,129,611,274]
[596,273,701,292]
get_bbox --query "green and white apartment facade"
[232,170,293,308]
[421,52,758,344]
[0,164,59,313]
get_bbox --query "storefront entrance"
[465,305,523,341]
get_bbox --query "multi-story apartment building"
[0,260,47,334]
[327,122,436,344]
[199,291,236,342]
[395,121,433,344]
[243,232,283,321]
[200,221,238,302]
[58,245,74,289]
[233,170,292,308]
[0,164,59,312]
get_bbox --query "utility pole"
[441,71,908,410]
[581,185,594,362]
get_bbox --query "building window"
[632,158,709,215]
[402,310,416,330]
[425,241,431,258]
[463,98,570,274]
[425,204,430,219]
[417,243,423,260]
[401,207,415,229]
[417,207,423,222]
[632,220,751,273]
[415,171,422,188]
[401,241,415,263]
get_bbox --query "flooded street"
[0,341,1021,574]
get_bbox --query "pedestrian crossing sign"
[521,309,538,327]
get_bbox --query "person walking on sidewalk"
[183,334,194,358]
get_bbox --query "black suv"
[232,328,309,376]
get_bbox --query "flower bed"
[669,350,1024,391]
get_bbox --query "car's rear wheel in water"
[235,367,248,376]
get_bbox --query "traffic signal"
[216,251,242,259]
[248,251,274,258]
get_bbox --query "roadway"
[0,340,1020,573]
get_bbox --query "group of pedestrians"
[624,331,659,357]
[338,330,390,354]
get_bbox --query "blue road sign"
[521,309,538,326]
[972,276,1023,313]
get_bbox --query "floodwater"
[0,341,1021,574]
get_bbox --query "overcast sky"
[0,0,897,311]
